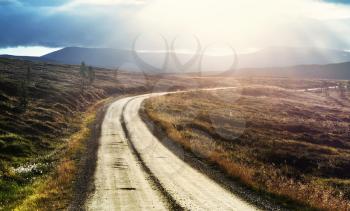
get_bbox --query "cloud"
[18,0,70,6]
[0,0,350,51]
[0,0,140,48]
[132,0,350,50]
[324,0,350,4]
[0,0,20,6]
[50,0,148,13]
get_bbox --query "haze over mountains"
[1,46,350,79]
[238,47,350,68]
[42,46,350,69]
[235,62,350,79]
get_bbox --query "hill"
[238,47,350,68]
[0,57,200,209]
[0,57,147,209]
[41,47,131,68]
[41,46,350,70]
[236,61,350,79]
[0,55,54,63]
[143,86,350,210]
[2,47,350,78]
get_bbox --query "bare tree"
[40,62,47,73]
[322,81,329,97]
[338,82,346,98]
[0,64,4,80]
[80,61,87,94]
[18,81,28,111]
[88,66,95,84]
[80,61,87,78]
[26,65,32,84]
[114,66,119,80]
[15,65,32,111]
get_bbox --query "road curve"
[85,97,167,210]
[86,89,259,210]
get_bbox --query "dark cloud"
[324,0,350,4]
[18,0,70,6]
[0,0,20,6]
[1,0,349,50]
[0,1,135,48]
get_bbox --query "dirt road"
[85,90,259,210]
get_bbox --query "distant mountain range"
[1,46,350,79]
[235,61,350,79]
[238,47,350,68]
[42,47,131,68]
[0,54,55,63]
[43,46,350,68]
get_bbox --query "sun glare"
[132,0,350,52]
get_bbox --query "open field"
[0,57,347,210]
[0,58,149,209]
[2,1,350,210]
[142,83,350,210]
[0,57,203,210]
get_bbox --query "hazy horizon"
[2,45,350,58]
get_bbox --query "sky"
[0,0,350,56]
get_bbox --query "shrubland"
[143,84,350,210]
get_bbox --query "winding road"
[85,89,259,210]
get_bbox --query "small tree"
[88,66,95,84]
[80,61,87,94]
[347,80,350,91]
[0,64,4,80]
[338,82,346,98]
[114,66,119,79]
[14,65,32,112]
[18,81,28,111]
[80,61,87,78]
[322,81,329,97]
[41,63,47,73]
[26,65,32,84]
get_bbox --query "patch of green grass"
[0,179,34,209]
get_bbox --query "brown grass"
[14,99,106,210]
[0,57,207,209]
[143,84,350,210]
[0,57,344,209]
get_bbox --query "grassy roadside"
[0,57,344,209]
[142,85,350,210]
[0,57,188,210]
[0,58,113,210]
[13,98,108,210]
[0,57,215,209]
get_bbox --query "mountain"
[41,47,131,68]
[235,61,350,79]
[41,46,350,70]
[41,47,186,72]
[0,54,54,63]
[1,47,350,78]
[238,47,350,68]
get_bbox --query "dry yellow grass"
[14,99,107,210]
[143,85,350,210]
[0,57,344,209]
